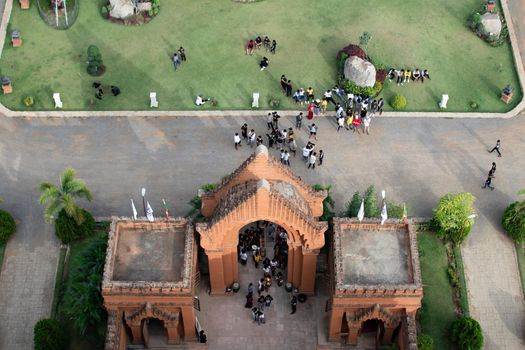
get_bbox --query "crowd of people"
[238,223,300,324]
[387,68,430,85]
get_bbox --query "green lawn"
[0,0,521,112]
[418,232,456,350]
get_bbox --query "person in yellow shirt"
[320,98,328,114]
[404,69,411,83]
[306,87,314,102]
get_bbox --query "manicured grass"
[0,0,520,112]
[418,232,456,350]
[516,243,525,298]
[54,223,109,350]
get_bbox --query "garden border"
[0,0,523,118]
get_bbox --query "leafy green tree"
[62,233,107,335]
[386,201,404,219]
[345,191,362,217]
[33,319,66,350]
[433,192,476,245]
[39,167,93,225]
[364,185,380,218]
[502,189,525,243]
[87,45,104,76]
[0,209,16,244]
[312,184,335,221]
[187,183,219,220]
[451,317,484,350]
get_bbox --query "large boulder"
[480,12,502,38]
[344,56,376,88]
[109,0,135,19]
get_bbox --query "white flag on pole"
[130,199,138,220]
[380,190,388,225]
[357,200,365,221]
[146,201,154,222]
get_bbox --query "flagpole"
[141,187,146,216]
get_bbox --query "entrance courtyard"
[0,0,521,112]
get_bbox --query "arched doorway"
[359,319,384,348]
[195,146,328,295]
[238,221,290,289]
[141,318,167,348]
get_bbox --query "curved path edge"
[0,0,524,119]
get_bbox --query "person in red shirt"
[307,102,315,120]
[245,40,255,55]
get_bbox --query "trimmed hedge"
[451,317,484,350]
[0,209,16,245]
[390,94,407,110]
[34,318,66,350]
[55,208,95,243]
[502,201,525,243]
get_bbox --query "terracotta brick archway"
[195,146,328,295]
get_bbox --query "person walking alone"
[318,150,324,166]
[488,139,502,157]
[296,112,303,128]
[489,162,497,178]
[290,295,298,314]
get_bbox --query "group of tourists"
[245,36,277,55]
[387,68,430,85]
[239,223,292,325]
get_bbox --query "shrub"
[386,201,403,219]
[340,78,374,97]
[417,334,434,350]
[433,192,476,245]
[312,184,335,222]
[55,208,95,243]
[337,43,368,61]
[502,201,525,243]
[86,45,104,76]
[345,191,362,217]
[61,233,108,335]
[100,5,109,18]
[34,318,66,350]
[187,183,219,220]
[0,209,16,245]
[24,96,34,106]
[371,81,383,97]
[375,69,387,83]
[451,317,484,350]
[364,185,380,218]
[359,31,372,47]
[268,96,281,109]
[390,94,407,110]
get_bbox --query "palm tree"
[39,167,93,225]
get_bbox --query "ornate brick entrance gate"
[195,145,328,295]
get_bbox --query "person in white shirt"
[323,90,336,105]
[248,129,256,147]
[337,116,345,132]
[234,132,242,150]
[308,123,318,140]
[283,150,290,166]
[302,146,310,162]
[308,152,317,169]
[195,95,209,106]
[364,116,371,135]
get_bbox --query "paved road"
[0,114,524,348]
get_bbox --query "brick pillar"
[165,323,180,345]
[222,245,238,287]
[382,326,395,344]
[181,306,197,341]
[300,249,318,294]
[328,307,344,341]
[292,245,303,288]
[129,324,143,345]
[207,251,226,294]
[348,326,359,346]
